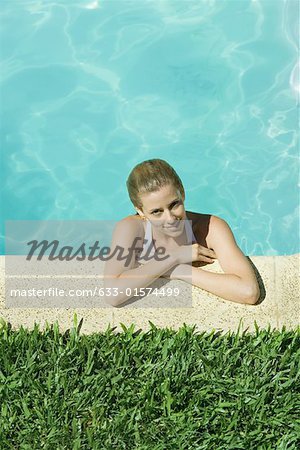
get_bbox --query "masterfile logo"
[5,220,192,309]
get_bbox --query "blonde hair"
[126,159,185,210]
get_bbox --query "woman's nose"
[164,210,176,223]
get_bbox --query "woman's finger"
[198,245,216,258]
[197,249,215,259]
[199,255,215,263]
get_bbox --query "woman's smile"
[164,219,182,229]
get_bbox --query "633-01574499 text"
[102,287,180,297]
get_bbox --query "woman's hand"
[160,244,217,279]
[173,243,217,265]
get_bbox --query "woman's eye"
[152,202,180,215]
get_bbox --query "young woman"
[104,159,260,307]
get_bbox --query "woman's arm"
[103,218,178,307]
[169,216,260,305]
[105,254,179,307]
[170,264,258,304]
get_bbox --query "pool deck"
[0,255,299,335]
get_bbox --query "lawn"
[0,315,299,449]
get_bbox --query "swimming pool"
[1,0,299,256]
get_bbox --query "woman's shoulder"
[116,213,145,236]
[122,212,143,223]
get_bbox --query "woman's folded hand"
[173,243,217,265]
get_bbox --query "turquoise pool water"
[1,0,299,256]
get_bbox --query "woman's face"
[136,184,186,236]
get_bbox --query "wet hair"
[126,158,185,210]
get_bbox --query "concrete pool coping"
[0,255,299,334]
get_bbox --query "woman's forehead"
[140,185,182,205]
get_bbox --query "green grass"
[0,315,299,450]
